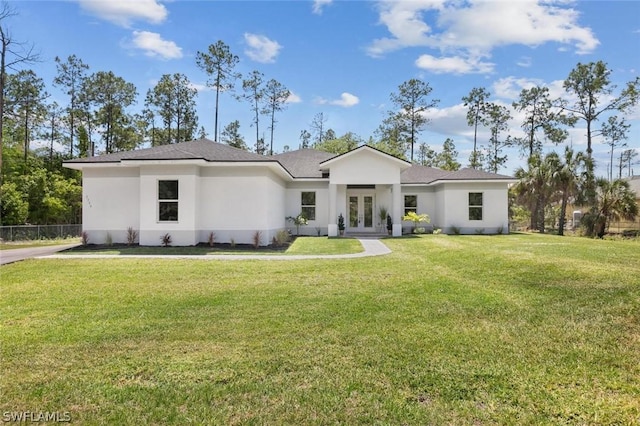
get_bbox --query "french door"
[348,193,374,232]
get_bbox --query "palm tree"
[583,179,638,238]
[553,147,586,236]
[514,152,559,233]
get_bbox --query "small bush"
[496,225,504,235]
[475,228,485,235]
[81,231,89,245]
[230,238,236,248]
[433,228,442,235]
[316,227,322,236]
[105,232,113,246]
[161,233,172,247]
[413,227,426,234]
[252,231,262,249]
[451,226,461,235]
[127,227,138,245]
[274,229,290,246]
[208,231,216,247]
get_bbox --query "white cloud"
[244,33,282,63]
[317,92,360,107]
[492,77,544,100]
[131,31,182,60]
[368,0,599,74]
[313,0,333,15]
[76,0,167,27]
[286,91,302,103]
[189,82,211,93]
[517,56,532,68]
[415,54,494,74]
[492,77,569,101]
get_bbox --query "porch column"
[392,183,402,237]
[328,183,338,237]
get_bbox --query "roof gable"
[319,145,411,170]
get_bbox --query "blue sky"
[10,0,640,176]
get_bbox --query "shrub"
[496,225,504,235]
[338,214,345,232]
[161,233,172,247]
[274,229,290,246]
[208,231,216,247]
[413,227,426,234]
[433,228,442,235]
[475,228,485,235]
[403,211,430,232]
[81,231,89,245]
[287,213,308,236]
[230,238,236,248]
[105,232,113,246]
[315,227,322,236]
[126,227,138,245]
[451,226,461,235]
[252,231,262,249]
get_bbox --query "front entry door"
[348,194,374,232]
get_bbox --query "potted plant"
[386,214,393,235]
[378,206,388,233]
[338,213,345,236]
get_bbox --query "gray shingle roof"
[65,139,514,182]
[400,166,513,184]
[65,139,272,163]
[437,167,514,181]
[400,165,452,184]
[273,149,337,178]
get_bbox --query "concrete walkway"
[40,238,391,261]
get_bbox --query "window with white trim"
[158,180,179,222]
[301,191,316,220]
[404,195,417,216]
[469,192,483,221]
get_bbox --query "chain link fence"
[0,225,82,242]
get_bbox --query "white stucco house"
[64,139,515,246]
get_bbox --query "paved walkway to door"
[39,238,392,261]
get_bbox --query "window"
[469,192,483,221]
[158,180,178,222]
[301,191,316,221]
[404,195,417,216]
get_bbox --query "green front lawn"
[1,234,639,424]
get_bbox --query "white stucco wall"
[400,186,436,233]
[139,165,199,246]
[82,167,140,244]
[285,181,329,236]
[198,166,287,245]
[437,182,510,234]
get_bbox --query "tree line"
[0,2,638,236]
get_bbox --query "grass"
[1,233,639,424]
[62,236,364,256]
[0,237,80,251]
